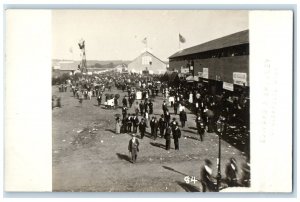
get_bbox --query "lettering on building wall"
[233,72,247,86]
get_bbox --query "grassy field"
[52,86,248,192]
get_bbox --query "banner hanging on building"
[203,68,209,79]
[233,72,247,86]
[223,82,234,91]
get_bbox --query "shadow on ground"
[105,128,115,133]
[182,129,197,134]
[150,142,166,150]
[176,181,200,192]
[183,135,200,141]
[162,166,188,176]
[116,153,131,163]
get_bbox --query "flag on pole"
[179,34,186,43]
[142,37,147,44]
[78,40,85,50]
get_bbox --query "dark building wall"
[170,55,249,86]
[194,55,249,85]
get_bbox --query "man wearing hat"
[159,114,167,138]
[138,118,147,139]
[170,117,179,134]
[173,125,181,150]
[162,100,167,115]
[127,114,133,132]
[132,114,139,133]
[153,117,159,140]
[122,105,128,119]
[122,96,128,107]
[128,134,140,163]
[150,116,156,138]
[164,125,172,150]
[149,100,154,115]
[165,109,171,125]
[179,109,187,128]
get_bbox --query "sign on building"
[233,72,247,86]
[181,66,189,73]
[203,68,209,79]
[223,82,234,91]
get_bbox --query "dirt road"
[52,86,247,192]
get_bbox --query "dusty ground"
[52,86,248,192]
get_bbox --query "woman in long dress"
[115,117,121,134]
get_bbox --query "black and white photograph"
[52,10,250,192]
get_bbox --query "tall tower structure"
[78,39,87,73]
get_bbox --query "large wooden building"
[128,51,167,74]
[169,30,249,94]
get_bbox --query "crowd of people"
[53,70,250,192]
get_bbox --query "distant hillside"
[52,59,131,68]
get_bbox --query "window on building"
[142,56,152,65]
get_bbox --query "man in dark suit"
[122,105,128,119]
[164,125,172,150]
[158,114,167,138]
[162,100,167,115]
[138,118,147,139]
[149,100,153,114]
[122,116,127,133]
[150,116,156,138]
[173,101,179,115]
[165,110,171,125]
[127,114,133,132]
[128,134,140,163]
[170,118,179,133]
[179,109,187,128]
[97,94,102,106]
[139,101,144,116]
[132,115,139,133]
[196,113,205,141]
[173,125,181,150]
[122,96,127,107]
[153,117,159,140]
[144,101,149,114]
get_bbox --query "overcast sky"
[52,10,248,61]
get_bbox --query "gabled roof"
[130,51,167,65]
[169,30,249,59]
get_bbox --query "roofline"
[169,29,249,59]
[129,51,167,65]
